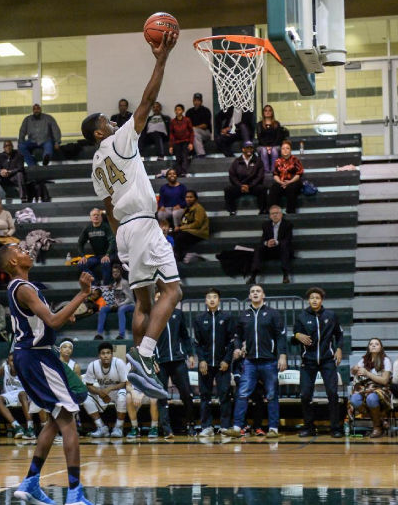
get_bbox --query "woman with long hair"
[256,104,288,175]
[349,338,392,438]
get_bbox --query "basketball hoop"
[193,35,281,113]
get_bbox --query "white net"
[194,37,266,113]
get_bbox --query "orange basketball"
[143,12,179,47]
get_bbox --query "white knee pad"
[83,394,100,416]
[116,389,127,414]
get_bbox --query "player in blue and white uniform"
[81,32,181,399]
[0,243,93,505]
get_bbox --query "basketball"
[143,12,179,47]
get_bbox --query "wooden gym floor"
[1,434,398,504]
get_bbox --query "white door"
[392,60,398,155]
[339,60,391,157]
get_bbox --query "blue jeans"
[18,139,54,167]
[257,146,279,173]
[97,304,134,336]
[233,359,279,430]
[350,392,380,409]
[78,255,112,285]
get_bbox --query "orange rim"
[193,35,281,63]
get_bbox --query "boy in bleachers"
[0,353,36,439]
[82,342,127,438]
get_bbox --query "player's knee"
[116,390,127,413]
[18,391,27,402]
[83,395,99,416]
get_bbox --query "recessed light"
[0,43,24,57]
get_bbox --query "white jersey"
[91,116,157,222]
[1,363,23,393]
[85,357,127,389]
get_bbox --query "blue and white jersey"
[7,278,56,349]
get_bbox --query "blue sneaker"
[65,483,93,504]
[14,474,55,504]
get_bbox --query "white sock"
[130,420,138,427]
[11,420,20,428]
[27,420,34,429]
[151,421,158,428]
[94,418,105,429]
[233,425,240,431]
[269,427,278,433]
[115,419,124,428]
[139,336,157,357]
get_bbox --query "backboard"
[267,0,346,96]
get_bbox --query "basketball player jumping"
[81,32,181,398]
[0,244,93,505]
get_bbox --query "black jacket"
[143,113,171,139]
[0,150,25,178]
[259,218,293,250]
[194,310,235,366]
[155,309,193,363]
[228,154,264,188]
[110,112,133,128]
[186,105,212,133]
[256,121,289,147]
[235,304,287,360]
[215,107,254,138]
[292,306,344,364]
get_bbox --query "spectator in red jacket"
[169,104,194,177]
[268,140,304,214]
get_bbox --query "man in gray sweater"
[18,104,61,167]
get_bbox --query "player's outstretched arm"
[16,272,93,330]
[134,32,177,134]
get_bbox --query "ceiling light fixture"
[0,43,24,57]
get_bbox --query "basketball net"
[194,36,281,114]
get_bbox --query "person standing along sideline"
[18,104,61,167]
[292,287,344,438]
[227,284,287,439]
[0,244,93,505]
[81,32,181,399]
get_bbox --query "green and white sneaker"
[22,427,37,440]
[148,427,158,438]
[127,348,167,399]
[126,427,140,439]
[13,425,24,439]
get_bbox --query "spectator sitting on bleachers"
[159,220,174,248]
[256,105,289,176]
[82,342,127,438]
[110,98,133,128]
[292,287,343,438]
[215,106,254,158]
[59,338,82,377]
[138,101,170,160]
[0,201,19,245]
[18,103,61,167]
[194,288,235,437]
[126,380,159,439]
[0,353,36,439]
[169,104,194,177]
[154,289,196,439]
[224,140,267,217]
[157,168,187,228]
[94,264,135,341]
[391,358,398,398]
[0,140,27,202]
[78,208,116,286]
[227,284,287,439]
[268,140,304,214]
[247,205,293,285]
[173,190,209,262]
[185,93,212,158]
[349,338,392,438]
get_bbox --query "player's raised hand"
[78,272,93,295]
[151,31,177,60]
